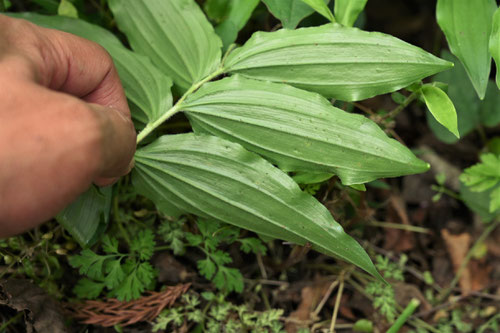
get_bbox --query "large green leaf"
[420,85,459,138]
[224,24,452,101]
[11,13,173,125]
[490,6,500,90]
[181,76,428,185]
[108,0,222,92]
[261,0,317,29]
[213,0,259,50]
[334,0,367,27]
[57,186,112,247]
[480,81,500,128]
[436,0,496,99]
[300,0,334,22]
[133,133,381,278]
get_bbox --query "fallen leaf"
[0,279,68,333]
[441,229,472,295]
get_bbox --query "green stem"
[113,196,131,244]
[136,67,226,144]
[368,221,432,234]
[382,92,418,120]
[0,312,23,331]
[387,298,420,333]
[437,219,500,303]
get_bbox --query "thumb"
[87,103,136,185]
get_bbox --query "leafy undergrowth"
[1,0,500,333]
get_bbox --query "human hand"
[0,15,136,237]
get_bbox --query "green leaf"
[490,186,500,213]
[420,85,459,138]
[480,81,500,128]
[460,181,499,223]
[68,249,108,280]
[10,13,173,125]
[133,133,382,279]
[110,260,155,301]
[73,278,105,299]
[130,230,156,261]
[56,185,112,247]
[427,51,480,143]
[213,0,259,50]
[224,24,452,101]
[238,238,267,255]
[181,76,429,185]
[334,0,367,27]
[198,258,217,280]
[491,7,500,90]
[101,235,119,254]
[261,0,317,29]
[103,260,126,289]
[300,0,334,22]
[292,172,334,185]
[436,0,496,99]
[460,154,500,192]
[213,266,244,293]
[57,0,78,18]
[108,0,222,92]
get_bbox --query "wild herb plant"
[8,0,458,281]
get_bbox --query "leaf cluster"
[460,153,500,214]
[69,231,156,301]
[153,292,284,333]
[184,219,266,294]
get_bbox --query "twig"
[368,220,432,234]
[329,271,345,333]
[382,92,418,120]
[312,280,340,319]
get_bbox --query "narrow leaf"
[300,0,335,22]
[10,13,174,125]
[436,0,496,99]
[420,85,459,138]
[109,0,222,92]
[490,6,500,90]
[182,76,429,185]
[57,186,112,247]
[133,134,381,279]
[334,0,367,27]
[224,24,452,101]
[261,0,317,29]
[427,51,480,143]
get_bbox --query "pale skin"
[0,15,136,237]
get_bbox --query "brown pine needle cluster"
[66,284,191,327]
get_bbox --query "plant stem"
[0,312,23,331]
[113,196,131,244]
[368,220,432,234]
[136,67,225,144]
[387,298,420,333]
[382,92,418,120]
[437,219,500,303]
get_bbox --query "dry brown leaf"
[0,279,68,333]
[441,229,472,295]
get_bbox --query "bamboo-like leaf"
[133,133,381,278]
[334,0,367,27]
[261,0,317,29]
[490,7,500,90]
[108,0,222,92]
[300,0,334,22]
[57,186,112,247]
[224,24,452,101]
[11,13,173,124]
[420,85,459,138]
[436,0,496,99]
[213,0,259,50]
[181,76,429,185]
